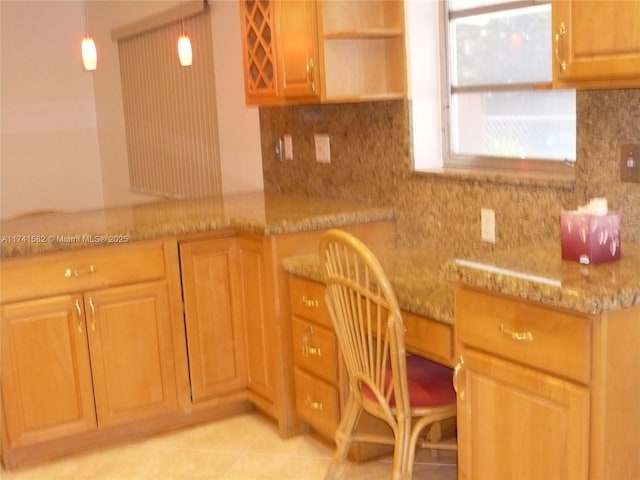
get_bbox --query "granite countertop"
[282,244,455,325]
[284,240,640,325]
[0,192,395,259]
[443,241,640,315]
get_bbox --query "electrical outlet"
[481,208,496,243]
[283,134,293,160]
[314,134,331,163]
[620,143,640,183]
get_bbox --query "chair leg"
[393,418,412,480]
[324,396,361,480]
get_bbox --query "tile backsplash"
[260,90,640,255]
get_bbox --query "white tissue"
[576,197,608,216]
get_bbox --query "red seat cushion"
[361,355,456,408]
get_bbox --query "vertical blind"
[117,7,222,199]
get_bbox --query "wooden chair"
[319,229,457,480]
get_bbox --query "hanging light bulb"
[178,0,192,67]
[81,1,96,71]
[177,34,192,67]
[82,36,97,71]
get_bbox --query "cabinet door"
[1,296,97,447]
[237,236,274,406]
[240,0,279,105]
[553,0,640,87]
[456,350,589,480]
[278,0,321,100]
[86,281,178,428]
[180,237,246,402]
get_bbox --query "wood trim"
[111,0,207,41]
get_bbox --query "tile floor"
[0,413,457,480]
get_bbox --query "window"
[409,0,576,175]
[115,5,222,199]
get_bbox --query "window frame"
[440,0,576,176]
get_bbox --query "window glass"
[445,0,576,166]
[449,4,551,87]
[450,90,576,161]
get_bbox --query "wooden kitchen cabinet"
[239,0,406,105]
[289,275,341,440]
[287,273,455,444]
[237,234,276,415]
[87,281,179,428]
[1,295,97,448]
[454,285,640,480]
[277,0,321,101]
[552,0,640,89]
[179,236,247,404]
[316,0,406,101]
[0,240,185,468]
[240,0,279,105]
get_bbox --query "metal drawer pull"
[453,355,464,401]
[303,344,322,357]
[554,21,568,72]
[305,395,323,411]
[74,299,83,334]
[88,297,96,331]
[64,265,96,278]
[302,326,322,357]
[300,296,319,308]
[499,323,534,342]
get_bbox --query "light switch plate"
[314,134,331,163]
[620,143,640,183]
[481,208,496,243]
[283,135,293,161]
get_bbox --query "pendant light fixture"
[81,1,97,71]
[178,1,192,67]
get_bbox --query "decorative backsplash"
[260,90,640,255]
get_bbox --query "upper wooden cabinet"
[239,0,407,105]
[278,0,321,101]
[240,0,279,105]
[552,0,640,89]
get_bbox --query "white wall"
[0,0,263,219]
[1,1,105,218]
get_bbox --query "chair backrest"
[319,230,411,423]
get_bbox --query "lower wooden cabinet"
[456,350,589,479]
[454,285,640,480]
[179,236,246,403]
[0,240,184,468]
[289,275,341,439]
[288,274,455,445]
[1,295,97,448]
[1,280,180,449]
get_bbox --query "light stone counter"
[282,244,455,325]
[444,241,640,315]
[0,192,395,259]
[283,240,640,326]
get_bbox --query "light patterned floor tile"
[0,413,457,480]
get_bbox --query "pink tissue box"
[560,211,621,264]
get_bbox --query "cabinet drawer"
[1,241,167,303]
[289,276,332,328]
[292,316,338,383]
[456,287,591,384]
[403,311,454,367]
[294,368,340,440]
